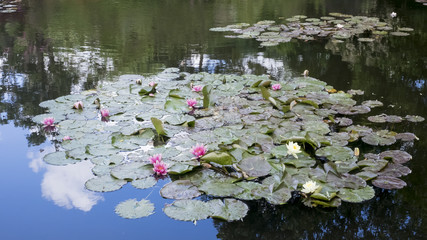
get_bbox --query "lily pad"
[372,176,407,189]
[238,155,271,177]
[315,146,355,162]
[337,186,375,203]
[163,200,210,221]
[85,175,127,192]
[379,150,412,164]
[131,177,157,189]
[115,199,155,219]
[361,130,396,146]
[405,115,425,122]
[160,180,201,200]
[43,151,80,166]
[209,199,249,221]
[111,162,154,180]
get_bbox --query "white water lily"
[336,24,344,29]
[286,141,302,158]
[391,12,397,18]
[302,180,320,194]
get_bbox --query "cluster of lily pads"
[210,13,413,47]
[33,68,423,222]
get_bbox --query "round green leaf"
[115,199,154,219]
[209,199,249,221]
[337,186,375,203]
[85,175,127,192]
[163,200,210,221]
[160,180,201,200]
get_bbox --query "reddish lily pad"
[372,176,407,189]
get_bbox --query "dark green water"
[0,0,426,239]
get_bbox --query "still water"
[0,0,426,239]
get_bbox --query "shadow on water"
[0,0,426,239]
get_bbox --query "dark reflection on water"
[0,0,426,239]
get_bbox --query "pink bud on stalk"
[187,98,197,108]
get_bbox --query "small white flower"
[302,180,320,194]
[336,24,344,29]
[286,141,302,159]
[391,12,397,18]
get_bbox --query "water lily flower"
[136,79,142,85]
[301,180,320,194]
[271,84,281,91]
[286,141,302,158]
[149,93,155,97]
[192,85,203,92]
[73,101,84,110]
[391,12,397,18]
[42,117,55,127]
[153,160,168,176]
[149,81,156,87]
[336,24,344,29]
[149,154,162,164]
[100,109,110,118]
[62,136,72,141]
[187,98,197,108]
[191,144,207,158]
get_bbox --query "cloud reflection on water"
[28,146,103,212]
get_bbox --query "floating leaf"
[198,181,244,197]
[160,180,201,200]
[379,150,412,164]
[315,146,355,162]
[43,151,80,166]
[163,200,210,221]
[372,176,407,189]
[405,115,425,122]
[131,177,157,189]
[115,199,154,219]
[209,199,249,221]
[237,155,272,177]
[362,100,383,108]
[111,162,153,180]
[201,152,234,165]
[337,186,375,203]
[395,132,419,142]
[85,175,127,192]
[361,130,396,146]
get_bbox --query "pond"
[0,0,426,239]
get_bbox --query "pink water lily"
[191,144,207,158]
[42,117,55,127]
[149,154,162,164]
[73,101,84,110]
[149,81,156,87]
[100,109,110,118]
[153,160,168,176]
[62,136,72,141]
[192,85,203,92]
[187,98,197,108]
[271,84,281,91]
